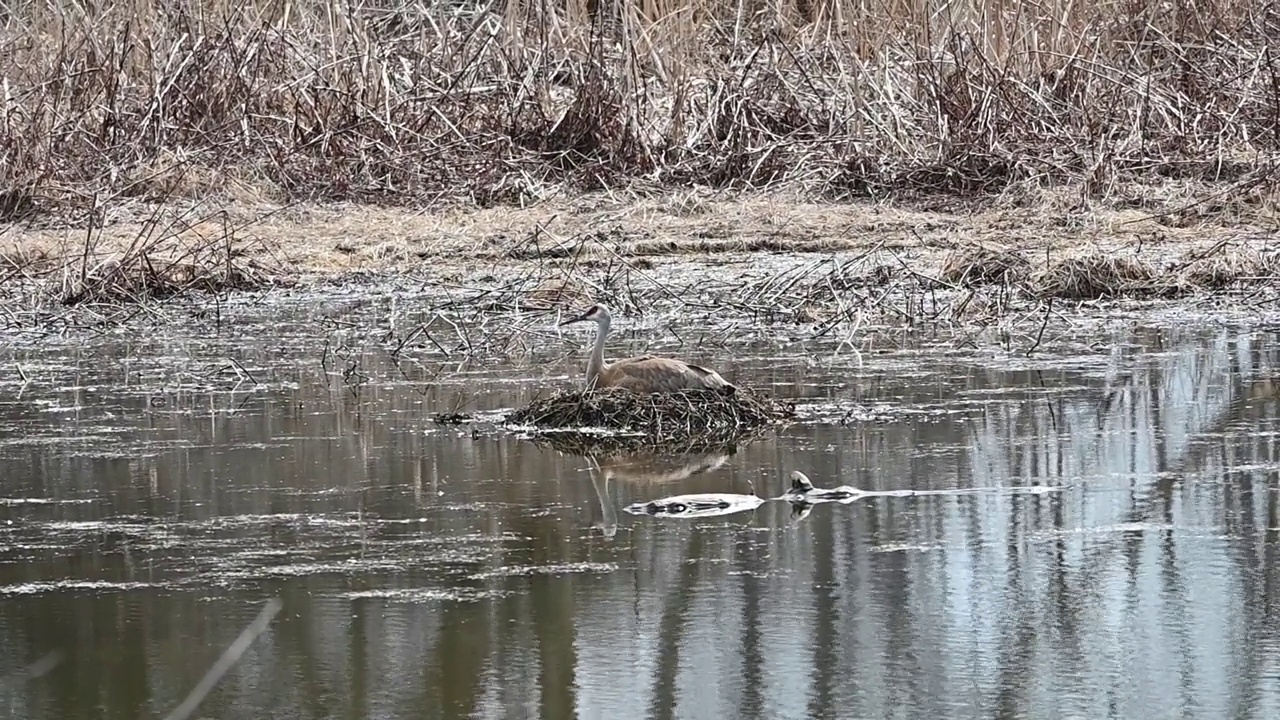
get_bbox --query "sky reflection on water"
[1,299,1278,719]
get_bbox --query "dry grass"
[941,245,1032,285]
[8,181,1268,280]
[941,241,1280,299]
[1,206,284,307]
[61,234,279,306]
[1029,254,1164,299]
[507,386,795,447]
[0,0,1278,224]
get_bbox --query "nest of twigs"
[507,386,795,447]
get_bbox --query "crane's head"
[789,470,815,493]
[560,303,612,327]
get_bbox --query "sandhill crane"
[559,303,736,394]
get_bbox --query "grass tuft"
[937,241,1280,301]
[60,243,274,306]
[941,245,1032,286]
[1029,254,1163,300]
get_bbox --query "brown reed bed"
[939,244,1280,300]
[59,236,278,306]
[1028,254,1166,300]
[0,0,1277,224]
[507,386,796,447]
[941,246,1032,287]
[2,203,284,310]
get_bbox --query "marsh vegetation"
[0,0,1277,313]
[2,0,1278,208]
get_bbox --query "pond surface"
[2,289,1280,719]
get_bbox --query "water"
[3,291,1280,719]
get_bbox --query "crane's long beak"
[559,310,591,326]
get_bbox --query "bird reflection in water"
[583,449,742,536]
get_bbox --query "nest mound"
[507,386,794,447]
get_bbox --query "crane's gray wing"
[609,357,734,393]
[684,362,724,380]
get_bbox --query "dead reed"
[938,244,1280,300]
[0,0,1277,220]
[941,246,1032,286]
[60,233,277,306]
[1028,254,1166,300]
[3,204,283,311]
[507,386,795,445]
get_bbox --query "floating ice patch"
[0,498,96,506]
[868,542,950,554]
[0,580,164,596]
[467,562,619,579]
[624,493,766,519]
[255,559,410,576]
[341,587,512,603]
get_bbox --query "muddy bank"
[2,189,1278,336]
[7,186,1277,276]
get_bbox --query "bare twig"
[163,597,283,720]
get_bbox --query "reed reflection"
[0,321,1277,718]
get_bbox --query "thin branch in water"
[0,650,63,690]
[226,357,259,385]
[1024,298,1053,358]
[163,597,284,720]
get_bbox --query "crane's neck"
[587,315,610,388]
